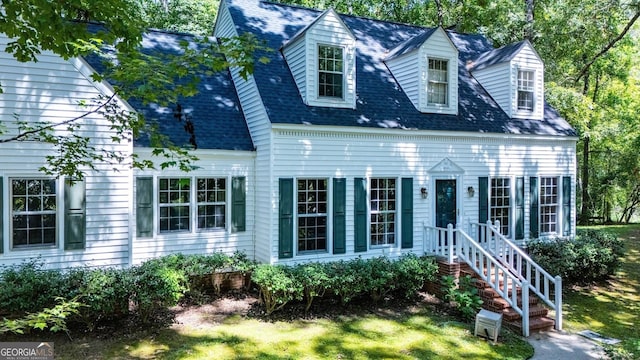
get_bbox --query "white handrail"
[424,224,531,336]
[473,221,562,331]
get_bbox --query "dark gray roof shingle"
[225,0,576,137]
[85,26,254,151]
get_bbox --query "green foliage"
[251,264,303,315]
[130,259,188,322]
[0,260,67,314]
[603,338,640,360]
[326,259,367,305]
[358,257,397,303]
[441,275,483,320]
[528,229,625,285]
[141,0,218,36]
[292,263,330,312]
[394,254,438,300]
[0,297,82,335]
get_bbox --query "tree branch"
[0,93,118,143]
[576,9,640,83]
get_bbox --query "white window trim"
[294,177,330,256]
[368,177,399,249]
[155,175,231,236]
[307,39,355,109]
[427,58,449,107]
[6,176,63,253]
[422,54,458,114]
[489,176,513,238]
[317,44,345,101]
[538,176,560,236]
[515,67,536,115]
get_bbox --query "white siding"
[215,2,273,263]
[420,28,458,114]
[131,149,256,264]
[298,10,357,109]
[268,127,576,265]
[472,62,512,116]
[0,36,132,269]
[385,51,421,108]
[282,36,307,101]
[511,45,544,120]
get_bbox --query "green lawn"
[564,224,640,357]
[49,308,532,360]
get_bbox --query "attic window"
[517,70,535,111]
[427,59,448,105]
[318,45,344,98]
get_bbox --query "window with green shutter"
[529,177,539,239]
[136,177,153,238]
[333,178,346,254]
[562,176,571,236]
[64,179,86,250]
[401,178,413,249]
[231,177,246,233]
[354,177,367,252]
[515,177,524,240]
[279,178,294,258]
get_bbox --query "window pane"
[428,59,448,105]
[196,177,226,230]
[370,178,396,246]
[540,177,559,234]
[318,45,344,98]
[490,178,511,236]
[11,178,57,248]
[297,179,328,252]
[159,178,191,233]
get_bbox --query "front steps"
[460,263,555,334]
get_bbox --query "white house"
[0,0,576,271]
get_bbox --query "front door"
[435,179,457,229]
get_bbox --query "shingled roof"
[84,25,254,151]
[224,0,576,137]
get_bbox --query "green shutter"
[278,178,294,259]
[136,177,153,238]
[354,177,367,253]
[530,177,539,239]
[231,177,246,233]
[563,176,571,236]
[64,178,86,250]
[401,178,413,249]
[333,178,346,254]
[478,177,488,223]
[0,177,3,254]
[515,177,525,240]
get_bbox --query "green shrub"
[251,264,302,314]
[359,257,396,303]
[0,260,67,314]
[394,254,438,299]
[130,260,187,322]
[326,260,367,305]
[441,275,483,320]
[73,268,132,330]
[528,229,624,285]
[292,262,330,312]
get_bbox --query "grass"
[43,305,533,359]
[563,224,640,357]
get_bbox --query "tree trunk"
[524,0,535,40]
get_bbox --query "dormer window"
[428,59,448,106]
[318,45,344,98]
[517,70,535,111]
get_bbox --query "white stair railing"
[473,220,562,331]
[424,223,531,336]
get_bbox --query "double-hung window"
[540,177,558,234]
[318,45,344,98]
[490,178,511,236]
[517,70,535,111]
[159,178,191,232]
[11,178,57,248]
[297,179,327,252]
[370,178,396,246]
[197,178,226,230]
[428,59,448,106]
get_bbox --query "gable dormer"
[471,40,544,120]
[385,27,458,115]
[281,9,356,109]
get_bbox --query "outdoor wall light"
[467,186,475,197]
[420,187,428,199]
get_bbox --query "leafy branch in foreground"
[0,297,82,336]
